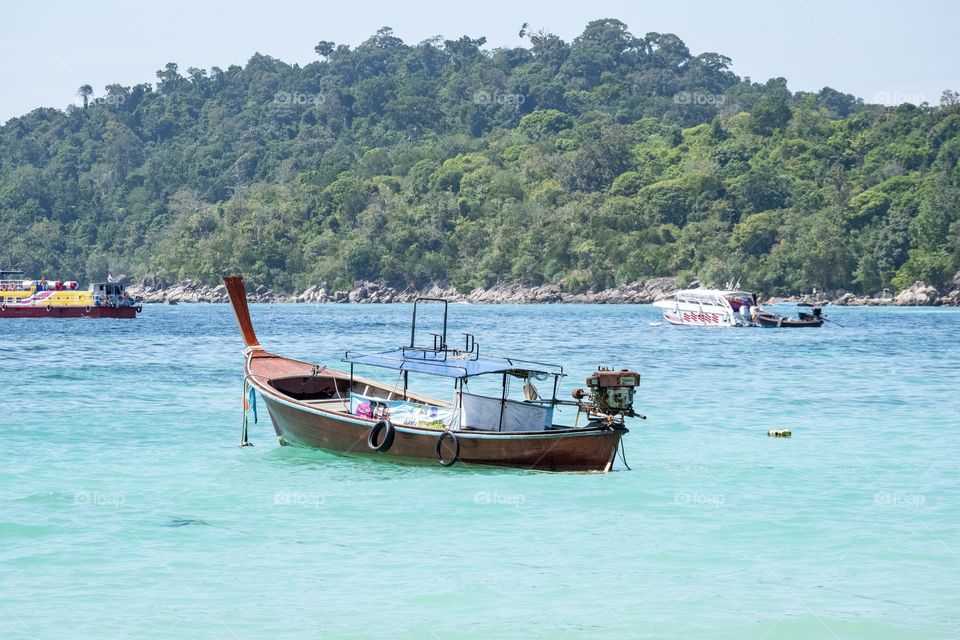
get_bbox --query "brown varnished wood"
[224,275,260,348]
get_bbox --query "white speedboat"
[653,289,760,327]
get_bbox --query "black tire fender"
[435,430,460,467]
[367,419,395,453]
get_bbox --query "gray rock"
[894,281,940,306]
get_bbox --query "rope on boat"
[391,369,404,397]
[240,380,250,446]
[240,378,255,447]
[617,436,631,471]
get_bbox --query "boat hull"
[0,305,139,319]
[262,393,623,472]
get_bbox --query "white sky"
[0,0,957,123]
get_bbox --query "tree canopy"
[1,20,958,295]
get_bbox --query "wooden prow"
[223,275,261,349]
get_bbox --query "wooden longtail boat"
[756,304,825,328]
[224,275,643,472]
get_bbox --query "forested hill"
[2,19,959,296]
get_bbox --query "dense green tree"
[77,85,93,109]
[750,91,792,135]
[1,22,957,296]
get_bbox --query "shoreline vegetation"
[2,20,960,301]
[127,276,960,306]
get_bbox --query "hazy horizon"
[1,0,958,124]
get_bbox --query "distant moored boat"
[0,269,142,319]
[653,288,761,327]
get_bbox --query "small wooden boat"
[224,276,642,472]
[756,305,825,328]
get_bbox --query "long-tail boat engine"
[572,367,644,426]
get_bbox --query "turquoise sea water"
[1,304,958,639]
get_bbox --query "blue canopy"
[342,348,558,379]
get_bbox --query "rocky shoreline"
[126,277,682,305]
[126,276,960,307]
[765,279,960,307]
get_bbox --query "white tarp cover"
[459,392,551,432]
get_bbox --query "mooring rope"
[618,436,631,471]
[240,378,255,447]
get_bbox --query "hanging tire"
[367,419,395,453]
[435,430,460,467]
[135,304,143,313]
[46,304,53,313]
[0,303,5,311]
